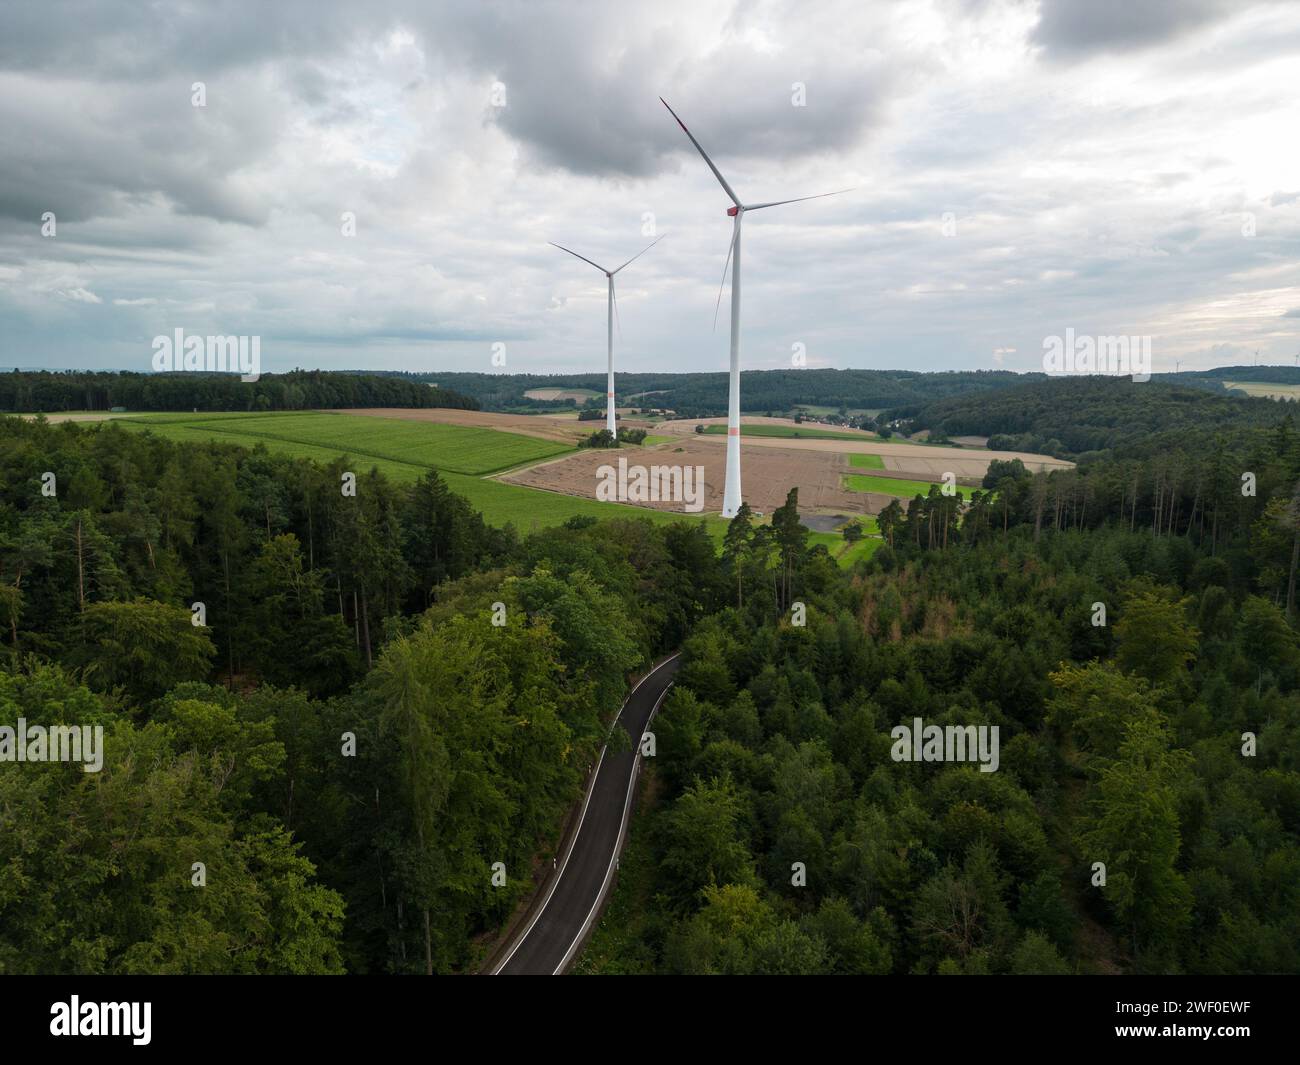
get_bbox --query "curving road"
[491,653,681,975]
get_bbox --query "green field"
[806,517,882,567]
[792,405,883,419]
[847,453,884,470]
[125,411,570,475]
[843,473,976,500]
[117,412,729,540]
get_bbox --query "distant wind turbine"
[661,97,852,519]
[549,236,663,438]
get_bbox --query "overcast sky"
[2,0,1299,378]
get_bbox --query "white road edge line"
[491,746,606,975]
[491,652,680,974]
[553,675,675,975]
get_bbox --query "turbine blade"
[549,241,608,273]
[713,227,738,333]
[612,279,622,339]
[744,188,855,211]
[611,234,664,275]
[659,98,742,207]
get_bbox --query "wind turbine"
[661,97,851,518]
[550,236,663,439]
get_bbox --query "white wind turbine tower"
[550,236,663,439]
[661,97,852,518]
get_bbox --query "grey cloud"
[0,1,373,77]
[0,71,285,227]
[409,2,893,179]
[1032,0,1245,57]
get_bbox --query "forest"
[2,391,1298,974]
[0,415,710,972]
[905,376,1282,460]
[579,416,1300,974]
[391,368,1037,416]
[0,370,478,414]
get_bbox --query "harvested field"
[502,438,897,517]
[15,411,123,423]
[523,387,599,405]
[1222,381,1300,401]
[655,417,1071,475]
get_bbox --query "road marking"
[492,652,680,974]
[491,746,606,975]
[554,677,675,974]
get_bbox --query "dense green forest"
[0,370,478,414]
[907,376,1284,460]
[579,422,1300,974]
[2,390,1299,974]
[0,414,714,972]
[369,366,1288,425]
[386,368,1036,416]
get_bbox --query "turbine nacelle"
[549,235,663,442]
[660,96,852,518]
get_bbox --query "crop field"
[138,411,571,475]
[847,453,885,470]
[793,404,883,418]
[1222,381,1300,401]
[523,387,601,405]
[843,472,977,500]
[701,423,872,441]
[116,411,729,539]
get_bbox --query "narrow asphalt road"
[492,653,681,975]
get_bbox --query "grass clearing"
[806,530,881,567]
[843,473,976,500]
[847,453,884,470]
[805,515,881,568]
